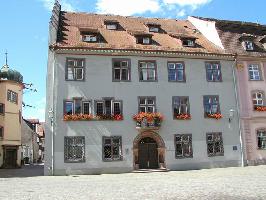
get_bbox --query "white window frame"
[149,27,159,32]
[249,64,261,80]
[66,59,85,81]
[252,92,264,106]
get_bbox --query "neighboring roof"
[192,16,266,57]
[53,11,227,55]
[25,119,40,124]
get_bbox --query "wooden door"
[5,149,17,168]
[138,139,158,169]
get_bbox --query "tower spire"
[5,50,8,66]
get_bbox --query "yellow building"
[0,63,23,168]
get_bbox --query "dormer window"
[239,34,255,51]
[182,39,195,47]
[143,37,150,44]
[104,20,119,30]
[83,34,97,42]
[106,24,117,30]
[149,26,159,33]
[244,41,254,51]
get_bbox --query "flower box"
[133,112,163,129]
[206,113,223,120]
[254,106,266,112]
[175,113,191,120]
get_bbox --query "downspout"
[231,54,245,167]
[51,51,56,175]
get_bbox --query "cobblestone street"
[0,165,266,200]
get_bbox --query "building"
[0,58,23,168]
[189,17,266,165]
[45,2,242,175]
[21,119,39,164]
[24,119,45,163]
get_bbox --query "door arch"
[133,131,166,169]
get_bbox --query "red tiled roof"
[54,12,226,55]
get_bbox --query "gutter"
[231,54,245,167]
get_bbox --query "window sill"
[175,156,193,159]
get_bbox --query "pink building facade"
[236,58,266,165]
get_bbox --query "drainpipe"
[231,55,245,167]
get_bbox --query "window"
[149,26,159,33]
[182,39,195,47]
[257,129,266,149]
[106,24,117,30]
[103,136,122,161]
[175,134,193,158]
[252,91,264,107]
[173,97,190,116]
[0,103,4,115]
[112,59,130,81]
[64,136,85,162]
[139,97,156,113]
[64,99,91,115]
[206,132,224,157]
[244,41,254,51]
[206,62,222,82]
[7,90,18,104]
[83,34,97,42]
[143,37,150,44]
[95,99,122,116]
[0,126,3,138]
[82,101,90,115]
[168,62,185,82]
[203,96,220,115]
[139,61,157,81]
[66,58,85,81]
[248,64,261,80]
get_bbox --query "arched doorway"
[133,131,166,169]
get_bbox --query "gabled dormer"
[239,34,256,51]
[260,36,266,50]
[80,28,101,43]
[145,22,161,33]
[104,20,120,30]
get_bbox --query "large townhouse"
[45,2,242,175]
[189,17,266,165]
[0,60,23,168]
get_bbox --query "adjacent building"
[45,2,242,175]
[189,17,266,165]
[0,61,23,168]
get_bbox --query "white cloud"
[40,0,76,12]
[96,0,160,16]
[163,0,212,6]
[177,9,186,17]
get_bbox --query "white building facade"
[45,2,243,175]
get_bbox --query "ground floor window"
[64,136,85,162]
[257,129,266,149]
[103,136,122,161]
[206,132,224,157]
[175,134,193,158]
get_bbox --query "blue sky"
[0,0,265,121]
